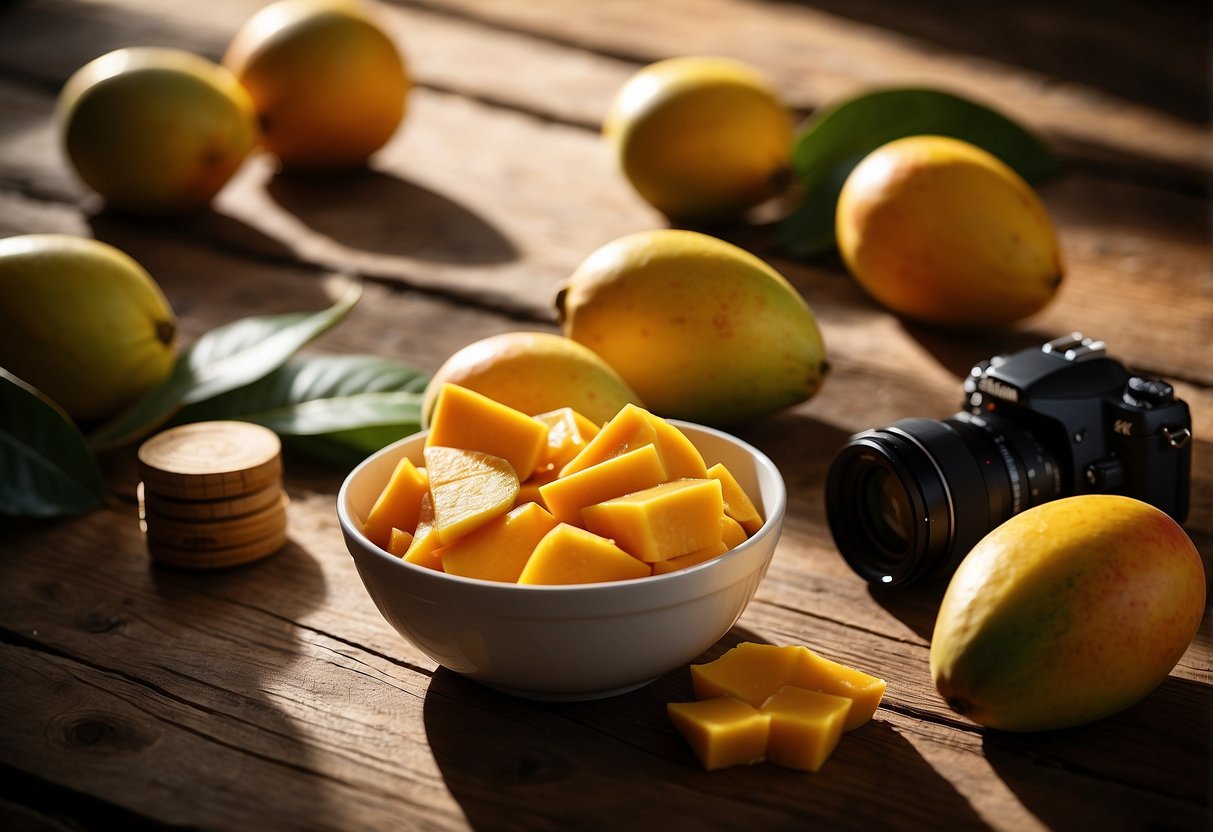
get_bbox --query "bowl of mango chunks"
[337,383,786,700]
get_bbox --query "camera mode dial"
[1123,376,1175,409]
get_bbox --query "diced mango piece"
[534,407,600,473]
[439,502,558,583]
[387,527,414,557]
[560,403,707,479]
[650,539,728,575]
[581,478,724,562]
[708,462,764,535]
[789,648,887,731]
[692,643,886,732]
[690,642,806,708]
[667,697,770,771]
[516,466,558,509]
[651,417,710,479]
[423,446,520,545]
[426,383,549,478]
[720,515,749,549]
[538,443,668,525]
[517,524,651,585]
[362,457,429,549]
[402,493,444,571]
[760,686,851,772]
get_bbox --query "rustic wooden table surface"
[1,1,1210,830]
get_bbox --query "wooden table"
[2,2,1210,829]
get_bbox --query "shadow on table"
[143,537,342,825]
[267,168,518,265]
[983,674,1213,829]
[422,625,988,831]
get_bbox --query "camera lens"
[825,412,1061,586]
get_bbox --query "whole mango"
[59,47,257,214]
[421,331,643,427]
[224,0,410,171]
[836,135,1063,329]
[556,229,826,426]
[930,495,1206,732]
[0,235,178,422]
[604,56,793,222]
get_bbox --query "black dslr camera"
[825,334,1192,587]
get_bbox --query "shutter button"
[1123,376,1174,409]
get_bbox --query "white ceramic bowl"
[337,421,786,701]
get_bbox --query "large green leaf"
[171,354,428,466]
[0,369,105,517]
[88,280,363,451]
[779,87,1060,259]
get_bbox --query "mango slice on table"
[426,383,549,478]
[534,407,601,472]
[581,477,724,562]
[439,502,558,583]
[423,446,520,545]
[691,642,807,708]
[538,443,668,525]
[667,696,771,771]
[789,649,887,731]
[362,457,429,549]
[708,462,763,535]
[691,642,886,731]
[560,403,707,479]
[760,686,852,772]
[516,523,651,584]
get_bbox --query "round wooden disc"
[146,525,289,570]
[141,481,286,522]
[144,493,288,551]
[138,421,282,500]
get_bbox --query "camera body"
[825,333,1192,586]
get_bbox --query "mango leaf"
[779,87,1061,259]
[88,280,363,451]
[171,354,428,466]
[0,369,105,517]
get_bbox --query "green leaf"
[779,87,1060,259]
[88,280,363,451]
[0,369,105,517]
[171,354,427,466]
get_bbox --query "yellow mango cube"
[760,685,852,772]
[439,502,558,583]
[362,457,429,549]
[789,648,887,731]
[423,446,520,545]
[650,539,728,575]
[692,643,886,731]
[581,478,724,562]
[538,443,668,525]
[559,403,707,480]
[426,383,549,478]
[516,523,650,585]
[708,462,763,535]
[534,407,600,472]
[667,696,770,771]
[387,527,414,557]
[720,515,749,549]
[690,642,806,708]
[402,494,445,571]
[516,466,558,510]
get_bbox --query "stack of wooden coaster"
[137,421,289,569]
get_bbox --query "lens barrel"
[825,412,1060,586]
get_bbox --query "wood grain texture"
[0,1,1209,829]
